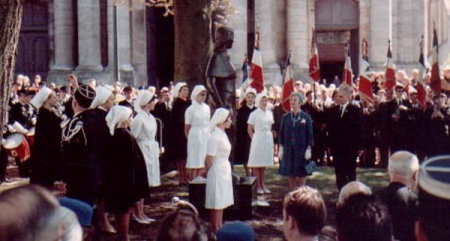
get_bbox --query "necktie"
[340,105,344,118]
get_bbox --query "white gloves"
[12,122,28,134]
[278,146,284,160]
[31,117,37,126]
[304,148,312,160]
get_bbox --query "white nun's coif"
[134,90,154,113]
[255,93,268,107]
[172,82,187,99]
[30,87,52,109]
[105,105,133,136]
[210,108,229,128]
[90,86,113,109]
[190,85,207,102]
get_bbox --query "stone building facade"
[14,0,450,87]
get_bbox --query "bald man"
[378,151,419,241]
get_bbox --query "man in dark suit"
[327,85,363,191]
[377,151,419,241]
[387,84,411,153]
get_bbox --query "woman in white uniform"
[184,85,210,181]
[205,108,234,233]
[247,93,274,194]
[130,89,160,223]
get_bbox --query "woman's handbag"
[304,160,317,175]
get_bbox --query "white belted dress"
[247,108,274,167]
[130,111,160,187]
[185,101,210,169]
[205,127,234,209]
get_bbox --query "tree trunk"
[173,0,212,89]
[0,0,23,145]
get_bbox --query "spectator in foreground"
[337,181,372,207]
[336,193,393,241]
[378,151,419,241]
[415,156,450,241]
[0,185,82,241]
[282,186,326,241]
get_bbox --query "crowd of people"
[1,66,450,240]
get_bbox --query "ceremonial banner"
[342,44,353,87]
[309,29,320,82]
[417,36,427,107]
[249,29,264,93]
[282,54,294,112]
[385,40,396,91]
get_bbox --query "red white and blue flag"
[309,29,320,82]
[342,44,353,87]
[249,29,264,93]
[282,54,294,112]
[385,40,396,92]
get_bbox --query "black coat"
[234,103,255,164]
[170,98,190,160]
[104,128,149,214]
[377,182,417,241]
[30,108,62,188]
[61,109,103,205]
[9,102,34,129]
[327,103,363,158]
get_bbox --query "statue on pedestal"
[206,26,236,113]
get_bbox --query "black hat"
[17,89,27,96]
[123,86,132,92]
[74,84,96,108]
[418,156,450,237]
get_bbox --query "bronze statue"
[206,26,236,112]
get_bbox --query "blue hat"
[216,221,254,241]
[59,197,93,227]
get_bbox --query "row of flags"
[241,26,448,113]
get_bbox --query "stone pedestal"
[189,176,257,220]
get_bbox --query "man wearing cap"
[415,156,450,241]
[118,86,135,113]
[61,74,100,206]
[8,89,36,177]
[378,151,419,241]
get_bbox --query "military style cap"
[418,156,450,231]
[74,84,96,108]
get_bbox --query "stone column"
[131,4,147,87]
[228,0,247,86]
[391,0,424,71]
[287,0,311,81]
[359,0,370,73]
[369,0,391,70]
[47,0,75,84]
[255,0,283,85]
[76,0,103,72]
[116,4,135,86]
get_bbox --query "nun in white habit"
[247,93,274,194]
[205,108,233,233]
[130,90,160,187]
[184,85,210,181]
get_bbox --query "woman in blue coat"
[279,92,314,190]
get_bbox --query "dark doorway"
[146,7,174,88]
[15,1,50,80]
[320,61,345,86]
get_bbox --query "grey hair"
[338,85,352,96]
[290,91,306,105]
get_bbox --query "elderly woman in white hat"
[184,85,210,181]
[104,105,149,240]
[130,89,159,223]
[235,87,257,176]
[205,108,234,233]
[171,82,190,186]
[247,92,274,194]
[29,86,62,189]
